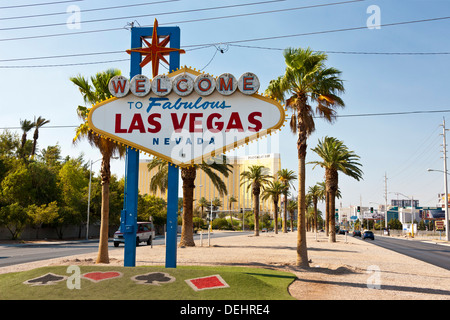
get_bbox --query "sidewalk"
[1,231,449,300]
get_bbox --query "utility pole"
[384,172,388,234]
[441,118,449,241]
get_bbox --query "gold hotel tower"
[138,153,281,214]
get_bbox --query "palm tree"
[211,197,222,220]
[287,199,297,232]
[277,169,297,233]
[265,47,345,267]
[240,165,273,236]
[316,181,342,235]
[198,197,209,219]
[228,195,238,230]
[307,183,325,233]
[70,68,125,264]
[262,180,288,234]
[147,158,168,194]
[147,156,232,246]
[31,116,50,157]
[19,119,34,159]
[309,136,363,242]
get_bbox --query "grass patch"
[0,265,296,300]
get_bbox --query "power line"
[188,16,450,47]
[0,0,287,31]
[322,51,450,55]
[1,15,449,66]
[0,0,82,10]
[0,59,129,68]
[0,0,180,21]
[1,47,448,68]
[0,0,364,42]
[1,45,447,66]
[0,50,124,63]
[228,44,450,55]
[3,12,441,44]
[315,109,450,119]
[0,46,208,68]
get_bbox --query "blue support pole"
[123,25,181,268]
[123,148,139,267]
[166,26,181,268]
[165,164,179,268]
[123,26,148,267]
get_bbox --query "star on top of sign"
[126,19,185,78]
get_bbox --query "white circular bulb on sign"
[130,74,151,97]
[151,74,172,96]
[238,72,260,95]
[109,75,130,98]
[216,73,237,96]
[194,74,216,96]
[172,74,194,96]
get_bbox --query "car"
[338,229,348,235]
[114,222,155,247]
[352,230,362,237]
[362,230,375,240]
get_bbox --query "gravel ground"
[1,231,449,300]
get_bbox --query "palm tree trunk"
[283,190,288,233]
[325,192,329,235]
[296,152,309,267]
[252,183,260,236]
[328,192,336,242]
[96,157,110,264]
[180,167,196,247]
[326,168,338,243]
[313,199,318,233]
[273,198,278,234]
[31,129,38,157]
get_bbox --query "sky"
[0,0,449,212]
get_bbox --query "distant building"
[138,153,282,215]
[391,199,419,207]
[437,193,450,208]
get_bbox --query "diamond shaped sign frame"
[87,67,286,167]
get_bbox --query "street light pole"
[442,117,450,242]
[427,168,450,241]
[385,172,388,231]
[411,195,415,237]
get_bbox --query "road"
[0,231,252,268]
[3,232,448,271]
[355,235,450,271]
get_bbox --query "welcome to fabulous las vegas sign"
[87,66,286,167]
